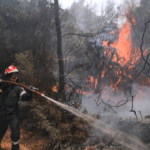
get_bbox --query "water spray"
[0,79,148,150]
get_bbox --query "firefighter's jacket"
[0,84,32,119]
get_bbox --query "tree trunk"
[54,0,65,101]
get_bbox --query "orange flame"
[76,12,149,96]
[101,70,105,78]
[110,31,115,34]
[111,22,132,64]
[103,40,109,47]
[52,85,58,93]
[90,76,94,83]
[95,78,98,89]
[110,12,136,66]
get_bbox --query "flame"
[95,78,98,89]
[101,70,105,78]
[113,75,122,87]
[102,12,138,66]
[112,54,117,62]
[111,22,132,64]
[52,85,58,93]
[76,75,99,96]
[75,12,149,97]
[126,11,136,25]
[110,12,136,66]
[88,75,98,89]
[110,31,115,34]
[96,13,138,93]
[90,76,94,83]
[103,40,109,47]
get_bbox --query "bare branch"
[140,20,150,65]
[62,32,101,38]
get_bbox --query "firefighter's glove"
[26,86,33,98]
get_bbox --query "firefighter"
[0,65,32,150]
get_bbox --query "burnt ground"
[84,116,150,150]
[2,117,150,150]
[1,105,150,150]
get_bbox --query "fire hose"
[0,79,63,108]
[0,79,43,95]
[0,79,149,150]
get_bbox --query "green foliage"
[24,101,89,149]
[14,50,57,101]
[0,0,56,72]
[14,49,89,149]
[15,50,37,85]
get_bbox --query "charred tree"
[54,0,65,101]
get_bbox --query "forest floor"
[1,126,48,150]
[2,116,150,150]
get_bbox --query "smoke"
[68,0,101,33]
[82,83,150,120]
[44,94,148,150]
[81,83,150,149]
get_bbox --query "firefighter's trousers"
[0,115,20,150]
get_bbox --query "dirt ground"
[2,117,150,150]
[1,127,48,150]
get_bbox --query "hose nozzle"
[28,86,39,91]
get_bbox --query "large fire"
[52,12,147,97]
[84,12,140,95]
[110,13,135,65]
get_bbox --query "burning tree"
[61,0,139,100]
[60,0,150,118]
[1,0,150,149]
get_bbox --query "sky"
[59,0,124,9]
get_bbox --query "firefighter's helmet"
[5,65,19,76]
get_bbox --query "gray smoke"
[82,83,150,120]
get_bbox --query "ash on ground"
[82,114,150,150]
